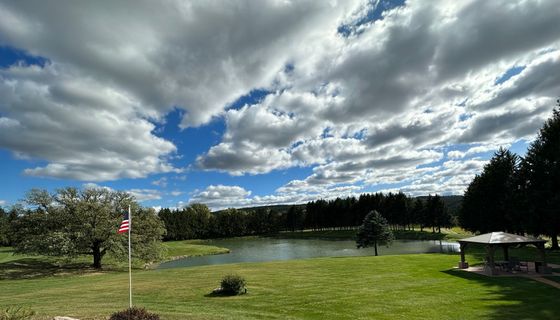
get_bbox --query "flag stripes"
[118,212,130,233]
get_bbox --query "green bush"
[0,307,35,320]
[220,274,247,295]
[109,307,160,320]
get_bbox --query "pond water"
[157,238,459,269]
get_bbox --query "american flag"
[118,212,130,234]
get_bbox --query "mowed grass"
[162,240,230,260]
[1,253,559,320]
[0,241,229,280]
[275,227,472,241]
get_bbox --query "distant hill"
[213,204,306,214]
[213,195,463,215]
[415,195,463,215]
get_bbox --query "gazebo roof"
[458,231,545,245]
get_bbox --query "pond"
[157,238,459,269]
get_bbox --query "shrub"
[109,307,160,320]
[220,274,247,295]
[0,306,35,320]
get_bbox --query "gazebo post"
[502,245,509,262]
[486,245,496,275]
[459,242,468,268]
[536,242,549,274]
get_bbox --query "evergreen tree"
[356,210,393,256]
[411,198,426,231]
[459,148,519,233]
[522,107,560,249]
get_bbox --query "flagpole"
[128,205,132,308]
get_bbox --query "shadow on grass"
[443,269,560,320]
[0,257,94,280]
[204,290,247,298]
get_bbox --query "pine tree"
[356,210,393,256]
[522,106,560,249]
[459,148,519,233]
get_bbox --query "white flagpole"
[128,205,132,308]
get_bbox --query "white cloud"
[0,64,179,181]
[127,189,162,202]
[152,177,168,188]
[82,183,161,202]
[198,0,560,189]
[2,0,560,200]
[0,200,6,206]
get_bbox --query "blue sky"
[0,0,559,210]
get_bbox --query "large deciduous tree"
[12,187,165,268]
[522,107,560,249]
[356,210,393,256]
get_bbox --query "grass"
[1,253,560,319]
[162,240,230,261]
[543,276,560,284]
[0,241,229,280]
[274,227,471,241]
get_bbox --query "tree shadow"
[442,268,560,320]
[0,257,93,280]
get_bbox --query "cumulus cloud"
[126,189,162,202]
[152,177,168,188]
[0,64,179,181]
[0,200,6,206]
[2,0,560,203]
[0,0,362,180]
[198,0,560,184]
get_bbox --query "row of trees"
[159,192,453,241]
[158,205,285,240]
[304,193,452,232]
[2,188,165,268]
[460,107,560,249]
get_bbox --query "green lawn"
[0,240,229,280]
[274,227,471,241]
[1,253,559,319]
[162,240,230,260]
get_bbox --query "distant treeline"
[157,193,456,241]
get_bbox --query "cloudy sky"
[0,0,559,210]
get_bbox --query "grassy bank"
[273,227,471,241]
[162,240,230,261]
[1,253,559,319]
[0,240,229,279]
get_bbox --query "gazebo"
[457,232,549,275]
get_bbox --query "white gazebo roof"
[458,231,545,245]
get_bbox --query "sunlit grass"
[1,253,559,319]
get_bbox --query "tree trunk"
[374,241,378,256]
[92,242,103,269]
[551,234,559,250]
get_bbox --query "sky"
[0,0,559,211]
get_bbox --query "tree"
[522,106,560,249]
[285,205,305,231]
[0,207,8,246]
[459,148,520,233]
[356,210,394,256]
[425,194,451,233]
[411,198,426,231]
[12,187,165,268]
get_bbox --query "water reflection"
[158,238,459,269]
